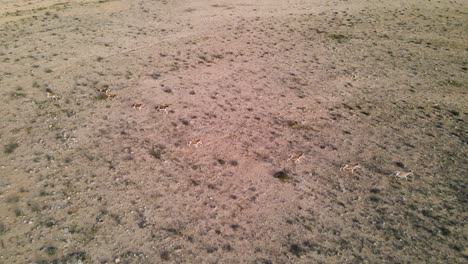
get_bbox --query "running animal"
[188,139,202,148]
[132,103,143,110]
[395,171,413,180]
[287,153,304,163]
[340,163,361,173]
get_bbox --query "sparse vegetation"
[31,204,40,213]
[149,148,162,159]
[0,222,6,235]
[289,244,304,257]
[449,109,460,116]
[0,0,465,263]
[150,72,161,79]
[439,79,463,87]
[46,246,57,255]
[44,219,55,228]
[6,195,20,203]
[160,250,170,260]
[14,208,24,217]
[9,91,26,98]
[329,34,348,41]
[4,143,19,154]
[95,93,108,100]
[180,119,189,125]
[273,170,289,182]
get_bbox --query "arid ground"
[0,0,467,263]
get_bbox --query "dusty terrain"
[0,0,467,263]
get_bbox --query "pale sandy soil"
[0,0,467,263]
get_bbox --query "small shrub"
[289,244,304,257]
[15,208,23,217]
[273,170,289,182]
[160,250,170,260]
[0,222,6,234]
[329,34,348,41]
[198,55,208,62]
[149,148,162,159]
[4,143,18,154]
[31,204,40,213]
[7,195,19,203]
[9,92,26,98]
[46,246,57,255]
[44,219,55,228]
[150,72,161,79]
[440,80,463,87]
[95,93,108,100]
[394,161,405,168]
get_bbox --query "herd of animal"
[47,89,414,181]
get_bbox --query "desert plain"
[0,0,467,263]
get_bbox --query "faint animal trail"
[132,103,143,110]
[156,104,170,114]
[47,92,59,100]
[287,153,304,163]
[188,139,202,148]
[395,171,413,180]
[340,163,361,173]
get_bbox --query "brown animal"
[188,139,202,148]
[156,104,170,114]
[287,153,304,163]
[132,103,143,110]
[97,87,110,94]
[47,92,59,100]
